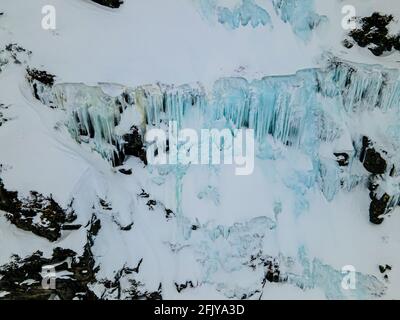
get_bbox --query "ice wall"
[194,0,324,39]
[217,0,272,29]
[25,54,400,299]
[31,56,400,204]
[272,0,327,41]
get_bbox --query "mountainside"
[0,0,400,300]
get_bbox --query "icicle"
[217,0,272,29]
[272,0,327,42]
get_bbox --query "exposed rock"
[0,179,77,241]
[0,44,31,72]
[334,152,349,167]
[346,12,400,56]
[111,217,133,231]
[91,0,124,8]
[61,224,82,231]
[87,214,102,239]
[26,68,56,105]
[0,247,97,300]
[247,253,284,285]
[0,216,101,300]
[369,193,390,225]
[0,103,11,127]
[367,173,400,225]
[342,39,354,49]
[138,189,150,198]
[146,200,157,211]
[118,168,132,175]
[98,265,162,300]
[359,137,400,224]
[123,126,147,165]
[165,208,175,220]
[360,136,387,174]
[363,149,387,174]
[264,257,281,283]
[119,223,133,231]
[26,68,55,87]
[99,198,112,211]
[379,264,392,273]
[138,189,175,220]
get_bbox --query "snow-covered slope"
[0,0,400,300]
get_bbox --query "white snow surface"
[0,0,400,299]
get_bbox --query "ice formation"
[217,0,272,29]
[195,0,324,39]
[31,55,400,207]
[2,0,400,300]
[272,0,327,41]
[15,53,397,298]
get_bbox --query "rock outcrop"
[345,12,400,56]
[0,179,78,241]
[91,0,124,9]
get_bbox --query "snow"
[0,0,400,300]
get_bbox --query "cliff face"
[0,0,399,300]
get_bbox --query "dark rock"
[119,168,132,175]
[0,103,11,127]
[390,165,396,177]
[99,265,162,300]
[342,39,354,49]
[0,242,98,300]
[369,193,390,224]
[165,208,174,219]
[132,258,143,273]
[334,152,349,167]
[367,173,399,224]
[138,189,175,220]
[91,0,124,8]
[87,214,101,238]
[120,222,133,231]
[112,149,125,167]
[0,44,31,72]
[379,264,392,273]
[99,198,112,211]
[0,179,77,241]
[123,126,147,165]
[26,68,55,87]
[61,224,82,231]
[360,136,387,174]
[146,200,157,210]
[26,68,56,106]
[0,199,160,300]
[363,149,387,174]
[139,189,150,198]
[347,12,400,56]
[264,258,281,284]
